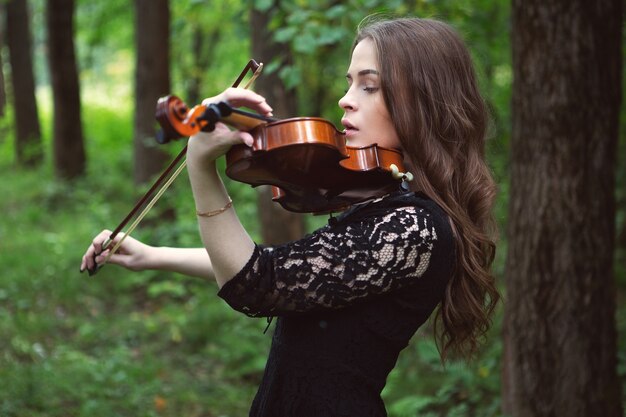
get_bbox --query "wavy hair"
[355,17,500,360]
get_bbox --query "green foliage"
[170,0,253,100]
[383,321,505,417]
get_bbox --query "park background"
[0,0,624,416]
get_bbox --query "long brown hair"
[355,17,500,360]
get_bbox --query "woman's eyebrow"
[345,69,380,79]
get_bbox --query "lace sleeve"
[217,204,446,317]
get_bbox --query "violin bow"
[87,60,263,275]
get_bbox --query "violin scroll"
[155,95,216,144]
[156,95,272,144]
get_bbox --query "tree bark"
[250,3,305,245]
[503,1,623,417]
[0,7,6,118]
[5,0,42,166]
[133,0,170,185]
[47,0,86,179]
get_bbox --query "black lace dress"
[218,191,455,417]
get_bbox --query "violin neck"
[204,101,276,132]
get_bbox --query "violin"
[155,95,410,213]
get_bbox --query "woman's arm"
[80,229,214,280]
[141,246,214,279]
[185,88,272,288]
[186,158,256,288]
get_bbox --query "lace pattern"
[219,200,440,317]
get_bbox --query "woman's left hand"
[187,88,273,169]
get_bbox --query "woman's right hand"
[80,229,154,273]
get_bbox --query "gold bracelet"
[196,198,233,218]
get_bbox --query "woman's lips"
[341,119,358,136]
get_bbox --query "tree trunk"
[503,1,623,417]
[0,8,6,118]
[133,0,170,185]
[47,0,86,179]
[5,0,42,166]
[250,3,305,245]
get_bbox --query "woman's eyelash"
[344,86,379,93]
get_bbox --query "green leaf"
[388,395,436,416]
[254,0,274,12]
[316,27,346,46]
[286,9,312,25]
[278,66,302,89]
[325,4,348,20]
[293,32,318,54]
[274,26,298,43]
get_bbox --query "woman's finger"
[203,88,273,116]
[80,229,114,273]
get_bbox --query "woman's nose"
[338,89,356,111]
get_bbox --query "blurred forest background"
[0,0,624,416]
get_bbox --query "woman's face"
[338,38,400,150]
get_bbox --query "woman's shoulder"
[332,191,455,253]
[335,191,449,226]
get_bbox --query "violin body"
[156,95,406,214]
[226,117,403,213]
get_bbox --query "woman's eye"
[363,86,379,93]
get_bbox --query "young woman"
[81,17,499,417]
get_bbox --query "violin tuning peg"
[390,164,402,180]
[155,129,170,144]
[389,164,414,182]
